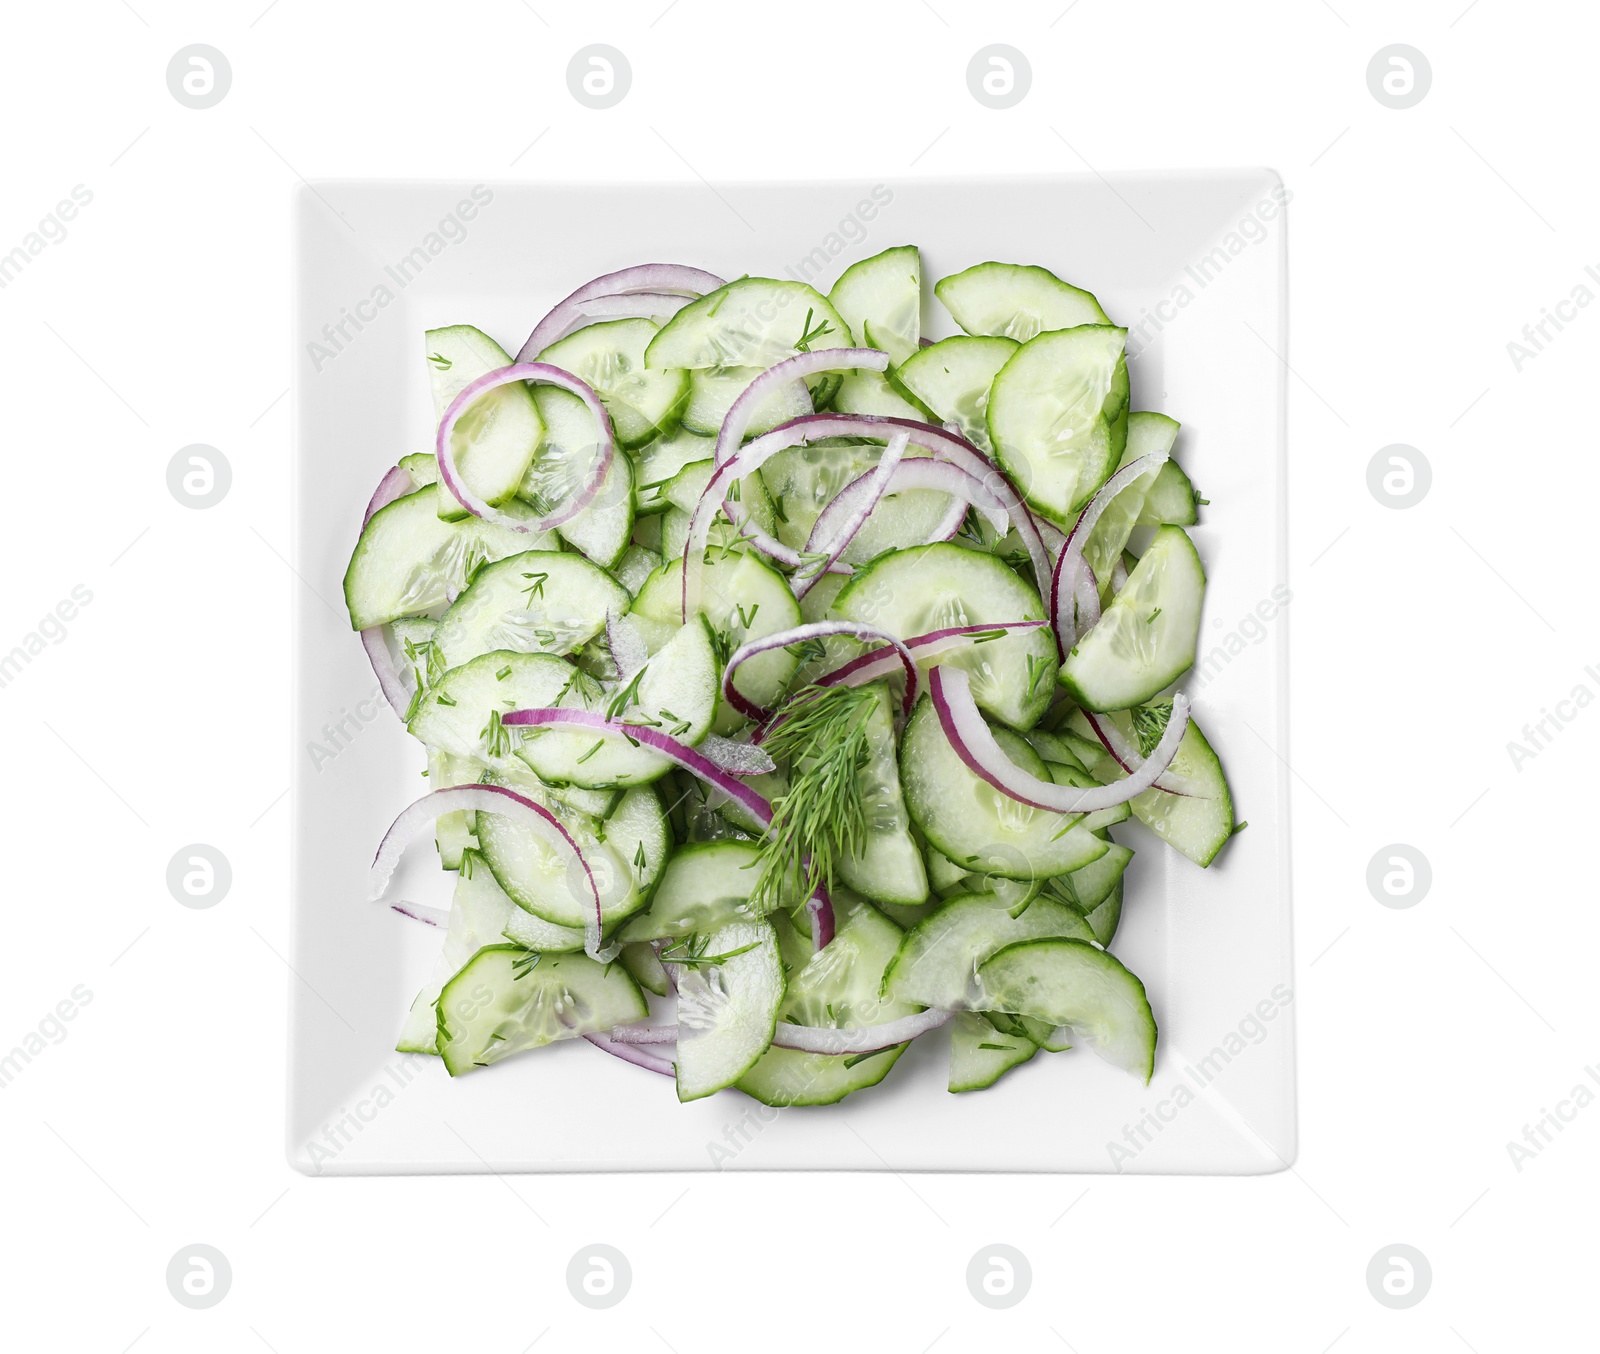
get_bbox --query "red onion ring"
[367,784,611,960]
[363,464,414,528]
[517,263,726,361]
[723,621,920,724]
[929,666,1190,814]
[435,362,615,530]
[793,431,909,600]
[583,1031,675,1076]
[390,901,448,927]
[499,707,835,949]
[815,621,1047,693]
[362,627,412,718]
[714,348,890,469]
[1081,709,1197,798]
[1049,451,1171,656]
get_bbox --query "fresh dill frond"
[794,307,834,354]
[751,682,878,910]
[1131,700,1174,757]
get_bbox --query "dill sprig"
[751,682,877,909]
[1131,700,1174,757]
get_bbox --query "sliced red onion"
[583,1031,674,1076]
[606,610,649,682]
[1082,709,1198,798]
[1051,557,1102,660]
[436,362,615,531]
[698,734,777,777]
[390,900,449,927]
[363,464,414,527]
[367,784,611,961]
[1050,451,1171,654]
[793,431,909,599]
[797,455,992,597]
[530,291,696,347]
[723,621,920,724]
[813,621,1046,692]
[714,348,889,469]
[773,1008,952,1054]
[499,707,835,949]
[517,263,726,361]
[361,626,412,718]
[929,666,1190,814]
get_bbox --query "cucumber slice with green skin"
[882,892,1093,1011]
[900,696,1110,880]
[896,336,1018,454]
[987,1010,1074,1053]
[935,262,1111,339]
[987,326,1130,522]
[830,368,930,422]
[436,945,647,1076]
[977,937,1157,1083]
[635,423,718,510]
[1067,709,1236,866]
[1080,415,1180,596]
[1118,413,1200,527]
[1082,880,1123,946]
[925,843,1044,911]
[430,550,629,671]
[831,682,929,907]
[425,748,478,868]
[680,365,814,439]
[409,649,578,773]
[518,387,635,568]
[645,278,853,371]
[343,488,559,631]
[537,318,687,450]
[396,852,516,1054]
[613,545,662,596]
[671,921,785,1102]
[1046,761,1133,832]
[621,941,670,997]
[616,840,768,942]
[633,554,802,731]
[829,245,921,366]
[476,781,667,929]
[500,899,586,953]
[426,326,543,521]
[832,543,1057,729]
[1046,839,1133,915]
[517,618,720,789]
[1061,525,1205,711]
[949,1012,1038,1093]
[736,903,917,1107]
[661,458,779,531]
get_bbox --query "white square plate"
[290,172,1293,1175]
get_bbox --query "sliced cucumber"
[426,747,478,869]
[620,941,670,997]
[476,781,666,929]
[500,896,586,953]
[949,1011,1038,1093]
[1067,708,1235,866]
[935,261,1110,339]
[1119,413,1199,526]
[519,386,635,568]
[882,892,1093,1011]
[671,921,785,1101]
[829,245,920,365]
[517,617,719,789]
[343,488,558,631]
[635,423,718,509]
[977,937,1157,1082]
[1061,525,1205,711]
[1080,415,1179,595]
[408,649,579,772]
[430,550,629,671]
[613,545,662,596]
[987,326,1129,522]
[426,325,542,520]
[899,696,1109,879]
[395,853,516,1054]
[646,278,852,371]
[1046,760,1132,833]
[832,682,928,907]
[633,553,801,731]
[537,318,687,449]
[830,368,930,421]
[1047,838,1133,915]
[436,945,646,1076]
[681,365,813,439]
[831,543,1056,729]
[896,336,1017,453]
[617,840,768,942]
[1082,880,1123,946]
[737,902,917,1107]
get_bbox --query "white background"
[1,1,1594,1350]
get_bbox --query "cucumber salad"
[346,249,1236,1106]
